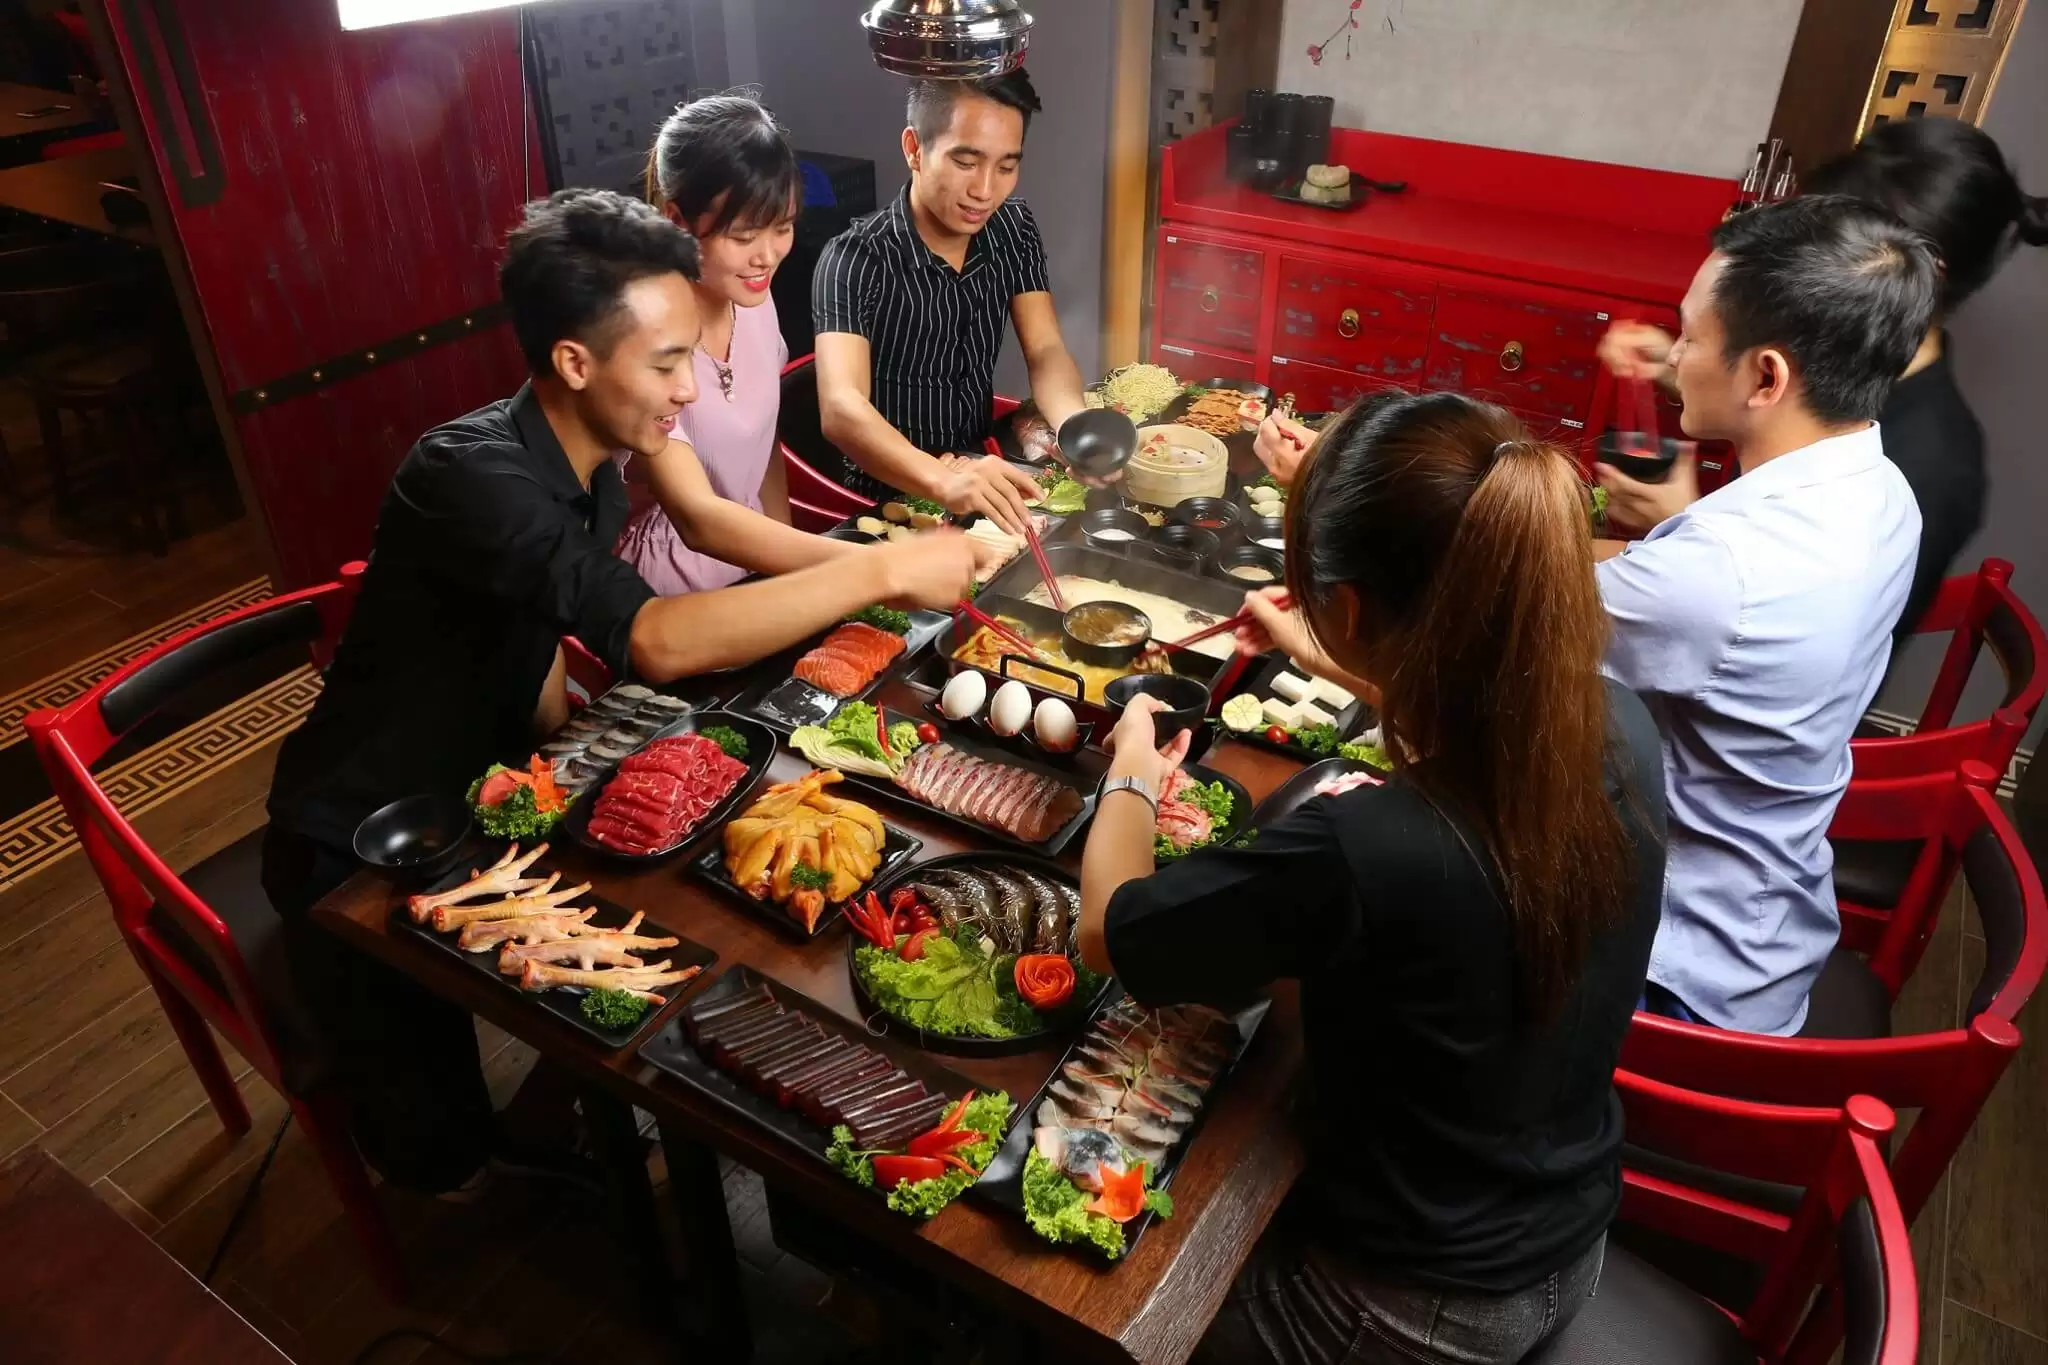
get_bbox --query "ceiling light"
[338,0,552,31]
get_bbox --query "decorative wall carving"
[1862,0,2028,131]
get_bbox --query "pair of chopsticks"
[955,598,1046,662]
[1163,590,1295,652]
[1023,518,1064,612]
[1614,318,1662,455]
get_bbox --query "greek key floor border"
[0,577,275,748]
[0,665,321,894]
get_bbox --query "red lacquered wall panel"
[1272,254,1432,387]
[96,0,544,588]
[1424,289,1607,430]
[1157,235,1264,356]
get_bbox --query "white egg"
[1033,697,1079,752]
[940,670,988,721]
[989,681,1034,737]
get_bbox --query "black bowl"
[1209,544,1285,590]
[1077,507,1148,552]
[1243,512,1287,551]
[1058,408,1139,482]
[1150,522,1220,564]
[354,794,476,886]
[1106,673,1212,746]
[1171,496,1243,538]
[1062,600,1153,669]
[1596,430,1683,484]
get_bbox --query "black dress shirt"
[268,384,657,849]
[811,187,1051,499]
[1104,681,1668,1293]
[1879,340,1987,642]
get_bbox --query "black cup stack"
[1228,88,1337,189]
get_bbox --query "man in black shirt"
[812,69,1088,535]
[265,190,978,1193]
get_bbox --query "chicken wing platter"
[563,710,774,863]
[843,851,1116,1057]
[394,843,717,1047]
[638,966,1010,1220]
[971,993,1271,1262]
[690,769,923,941]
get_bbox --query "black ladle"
[1057,408,1139,484]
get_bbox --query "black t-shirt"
[1103,681,1667,1293]
[1880,341,1986,642]
[267,384,658,849]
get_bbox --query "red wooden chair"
[1836,558,2046,912]
[559,635,614,703]
[1528,1078,1917,1365]
[777,355,884,532]
[1618,761,2044,1358]
[22,563,407,1299]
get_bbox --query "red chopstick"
[1165,591,1294,651]
[956,599,1043,660]
[1024,519,1064,613]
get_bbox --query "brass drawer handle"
[1337,308,1360,340]
[1499,340,1525,373]
[1200,286,1221,314]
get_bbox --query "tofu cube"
[1261,696,1301,729]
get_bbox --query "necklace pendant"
[718,366,735,401]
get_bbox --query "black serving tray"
[971,994,1273,1261]
[689,816,924,942]
[845,851,1120,1057]
[1247,757,1387,828]
[733,612,952,733]
[1217,654,1374,761]
[564,710,776,864]
[1155,764,1254,864]
[819,706,1100,857]
[1270,181,1371,212]
[638,966,997,1169]
[392,864,715,1049]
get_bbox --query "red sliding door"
[93,0,544,588]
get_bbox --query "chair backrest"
[1630,765,2045,1225]
[22,567,365,1093]
[560,635,614,701]
[1853,559,2046,781]
[1613,1072,1917,1365]
[777,354,874,526]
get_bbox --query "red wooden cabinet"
[1154,125,1735,451]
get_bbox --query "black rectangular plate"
[1247,757,1386,828]
[392,865,716,1049]
[688,818,924,942]
[819,710,1098,857]
[637,966,997,1170]
[1270,182,1370,212]
[970,994,1272,1261]
[734,613,952,733]
[563,711,775,864]
[1218,654,1373,760]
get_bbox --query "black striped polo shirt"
[811,186,1050,498]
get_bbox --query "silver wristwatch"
[1098,774,1157,812]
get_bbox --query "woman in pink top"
[615,94,851,594]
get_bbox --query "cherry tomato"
[900,928,939,962]
[1264,725,1289,745]
[916,722,942,746]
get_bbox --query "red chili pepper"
[935,1152,978,1176]
[934,1089,975,1135]
[871,1154,947,1190]
[876,711,894,758]
[907,1125,978,1159]
[848,891,896,949]
[890,887,921,912]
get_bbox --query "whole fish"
[1033,1124,1127,1192]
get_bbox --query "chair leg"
[294,1089,408,1303]
[36,399,71,512]
[140,961,252,1135]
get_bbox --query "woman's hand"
[1233,587,1313,660]
[1597,322,1676,382]
[1253,413,1315,489]
[1105,695,1193,794]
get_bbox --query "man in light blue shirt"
[1592,197,1938,1035]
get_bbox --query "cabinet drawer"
[1154,341,1258,385]
[1267,355,1409,417]
[1274,255,1432,386]
[1423,289,1605,428]
[1158,236,1264,355]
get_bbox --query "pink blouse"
[613,294,789,595]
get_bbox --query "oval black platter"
[564,710,776,864]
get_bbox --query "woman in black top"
[1804,119,2047,642]
[1077,392,1668,1365]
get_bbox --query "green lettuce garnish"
[1155,778,1237,861]
[825,1091,1011,1218]
[823,701,919,766]
[853,930,1100,1039]
[464,765,570,840]
[1021,1146,1172,1260]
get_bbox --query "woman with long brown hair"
[1076,391,1667,1365]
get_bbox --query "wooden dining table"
[313,667,1313,1365]
[0,143,151,244]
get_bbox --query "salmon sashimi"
[793,622,906,697]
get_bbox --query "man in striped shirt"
[813,69,1089,535]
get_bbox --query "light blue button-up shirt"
[1597,423,1920,1035]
